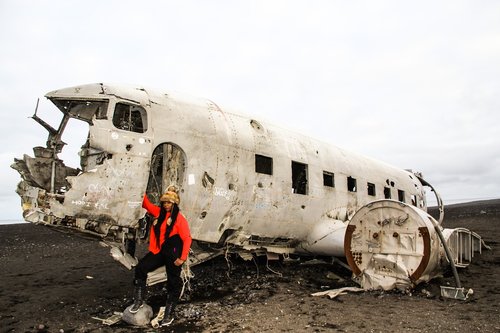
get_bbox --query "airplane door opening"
[146,143,187,202]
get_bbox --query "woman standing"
[130,188,192,327]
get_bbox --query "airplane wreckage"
[12,83,482,299]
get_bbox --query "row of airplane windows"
[255,154,418,206]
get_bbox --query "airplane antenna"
[34,98,40,116]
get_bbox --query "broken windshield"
[51,99,109,123]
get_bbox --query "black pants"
[134,251,183,300]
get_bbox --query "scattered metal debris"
[311,287,364,299]
[92,312,123,326]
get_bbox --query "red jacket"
[142,194,192,261]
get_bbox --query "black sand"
[1,200,499,332]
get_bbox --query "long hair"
[153,202,180,249]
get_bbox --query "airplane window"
[347,176,357,192]
[411,195,417,206]
[384,187,391,199]
[292,161,308,195]
[398,190,405,202]
[255,154,273,175]
[323,171,335,187]
[112,103,147,133]
[367,182,376,196]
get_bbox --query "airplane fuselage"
[13,83,480,292]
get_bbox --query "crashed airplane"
[12,83,482,292]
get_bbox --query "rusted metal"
[344,224,361,276]
[409,227,431,283]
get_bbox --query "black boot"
[129,280,146,314]
[160,294,177,326]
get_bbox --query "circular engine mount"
[344,200,441,290]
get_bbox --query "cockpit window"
[112,103,147,133]
[51,99,109,123]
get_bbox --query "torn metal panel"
[311,287,364,299]
[12,152,79,193]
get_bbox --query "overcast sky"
[0,1,499,220]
